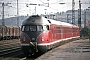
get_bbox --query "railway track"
[19,52,43,60]
[0,46,24,58]
[0,43,20,50]
[0,39,25,60]
[0,38,80,60]
[19,39,79,60]
[0,47,42,60]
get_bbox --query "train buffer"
[36,39,90,60]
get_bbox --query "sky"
[0,0,90,18]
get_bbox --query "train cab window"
[25,26,29,31]
[37,25,43,31]
[43,25,49,31]
[22,25,36,31]
[22,26,29,31]
[30,26,36,31]
[21,26,25,31]
[47,25,49,30]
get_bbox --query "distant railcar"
[13,26,20,39]
[0,25,20,40]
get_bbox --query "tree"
[80,27,89,37]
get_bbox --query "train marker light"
[42,37,44,41]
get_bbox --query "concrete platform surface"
[36,39,90,60]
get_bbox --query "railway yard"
[0,0,90,60]
[0,39,41,60]
[0,38,90,60]
[0,39,23,60]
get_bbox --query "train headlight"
[41,37,44,41]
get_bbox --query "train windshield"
[43,25,49,31]
[30,26,36,31]
[21,26,36,31]
[21,25,49,32]
[37,25,43,31]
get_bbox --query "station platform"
[36,39,90,60]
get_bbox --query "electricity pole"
[84,10,86,27]
[72,0,75,24]
[0,2,11,26]
[2,3,4,26]
[78,1,90,28]
[78,0,81,29]
[17,0,19,27]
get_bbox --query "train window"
[25,26,29,31]
[37,25,43,31]
[43,26,47,31]
[21,26,25,31]
[47,25,49,30]
[43,25,49,31]
[30,26,36,31]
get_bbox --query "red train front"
[20,15,51,56]
[20,15,80,56]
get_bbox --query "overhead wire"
[38,0,59,11]
[8,0,59,12]
[38,0,46,4]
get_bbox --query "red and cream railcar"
[20,15,80,55]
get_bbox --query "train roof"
[22,15,79,28]
[47,19,79,28]
[47,19,74,27]
[22,15,50,25]
[47,19,61,25]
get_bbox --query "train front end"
[20,15,50,56]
